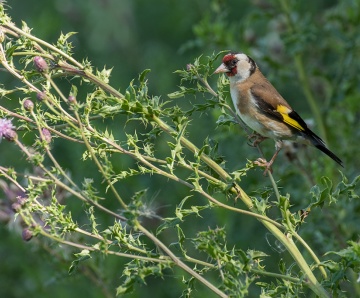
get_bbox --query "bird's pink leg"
[254,141,283,175]
[247,133,267,147]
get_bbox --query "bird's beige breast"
[230,82,293,139]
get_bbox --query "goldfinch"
[214,52,343,172]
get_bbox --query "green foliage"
[0,1,359,298]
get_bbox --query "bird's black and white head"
[214,52,257,82]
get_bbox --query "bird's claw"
[232,183,242,203]
[247,133,267,147]
[254,158,273,176]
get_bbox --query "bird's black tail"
[314,143,343,167]
[304,130,343,167]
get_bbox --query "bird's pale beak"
[213,63,230,74]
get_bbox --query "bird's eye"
[229,59,238,67]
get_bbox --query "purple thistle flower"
[0,118,15,141]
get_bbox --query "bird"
[214,52,343,173]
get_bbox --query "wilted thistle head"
[0,118,16,141]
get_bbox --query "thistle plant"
[0,3,359,298]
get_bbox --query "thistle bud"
[186,64,194,71]
[11,202,21,212]
[23,98,34,111]
[33,56,48,72]
[68,95,76,104]
[41,128,52,143]
[22,228,33,241]
[17,196,27,206]
[36,91,47,101]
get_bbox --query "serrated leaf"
[139,69,151,83]
[68,249,91,275]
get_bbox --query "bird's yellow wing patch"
[276,105,305,131]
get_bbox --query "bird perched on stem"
[214,52,343,174]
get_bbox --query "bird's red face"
[214,52,257,80]
[214,53,239,77]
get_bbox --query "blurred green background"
[1,0,360,297]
